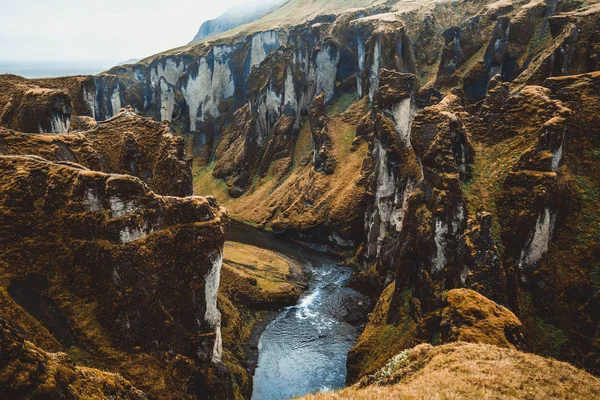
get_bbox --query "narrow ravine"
[227,223,369,400]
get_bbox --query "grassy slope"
[193,98,368,230]
[222,241,303,302]
[302,342,600,400]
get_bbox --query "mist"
[0,0,268,63]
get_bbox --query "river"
[227,223,369,400]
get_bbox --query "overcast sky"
[0,0,245,63]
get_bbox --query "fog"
[0,0,275,63]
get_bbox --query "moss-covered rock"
[0,108,193,197]
[0,317,147,399]
[0,155,230,398]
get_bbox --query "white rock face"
[82,85,96,119]
[364,140,396,259]
[552,130,565,171]
[365,94,419,261]
[110,86,122,117]
[85,188,102,212]
[133,68,145,83]
[109,196,137,218]
[432,204,464,272]
[254,84,283,146]
[368,39,382,103]
[392,97,416,145]
[119,226,147,244]
[357,38,365,98]
[47,114,70,134]
[315,43,340,103]
[283,66,298,114]
[250,30,279,70]
[552,143,563,171]
[150,57,187,86]
[432,219,449,271]
[182,45,236,131]
[519,208,555,267]
[390,179,415,233]
[204,250,223,363]
[159,77,176,122]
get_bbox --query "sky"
[0,0,246,63]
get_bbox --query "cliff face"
[0,107,193,197]
[0,75,73,134]
[60,0,599,379]
[0,156,230,398]
[3,0,599,395]
[0,318,147,400]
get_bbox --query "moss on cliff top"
[221,241,304,306]
[302,341,600,400]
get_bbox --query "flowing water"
[227,224,369,400]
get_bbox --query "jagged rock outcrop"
[309,93,336,174]
[0,318,147,400]
[0,75,72,134]
[0,108,193,197]
[349,68,600,381]
[0,155,230,398]
[421,289,523,349]
[10,0,598,386]
[71,0,597,244]
[347,287,523,382]
[33,75,97,119]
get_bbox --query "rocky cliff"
[2,0,600,397]
[0,317,147,400]
[45,0,598,379]
[0,106,193,197]
[0,155,231,398]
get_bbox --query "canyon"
[1,0,600,399]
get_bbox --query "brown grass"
[222,241,303,301]
[301,342,600,400]
[193,113,368,233]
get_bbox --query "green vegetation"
[327,93,359,116]
[193,161,231,203]
[573,175,600,247]
[292,120,314,169]
[348,284,418,381]
[462,136,532,254]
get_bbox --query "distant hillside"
[190,0,288,43]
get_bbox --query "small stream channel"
[227,223,369,400]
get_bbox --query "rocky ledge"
[0,107,193,197]
[0,155,230,398]
[0,317,147,400]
